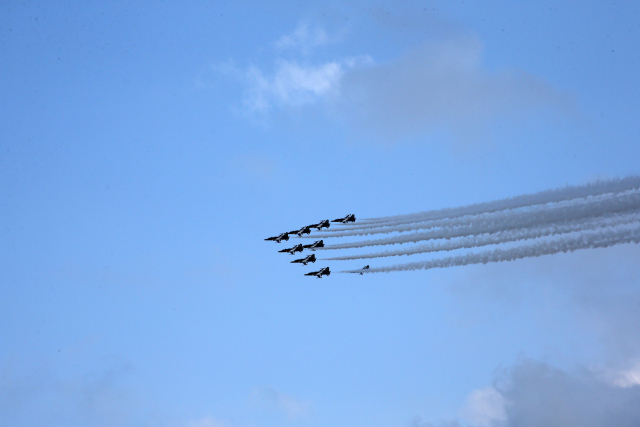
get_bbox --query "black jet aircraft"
[264,232,290,243]
[305,267,330,278]
[303,240,324,250]
[289,225,312,237]
[359,265,369,275]
[291,254,316,265]
[332,214,355,224]
[310,219,330,230]
[278,244,304,255]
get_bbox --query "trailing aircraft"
[303,240,324,250]
[291,254,316,265]
[305,267,330,278]
[310,219,330,230]
[332,214,355,223]
[359,265,369,275]
[278,244,304,255]
[289,225,312,237]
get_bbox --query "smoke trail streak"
[354,176,640,226]
[319,191,640,249]
[340,226,640,274]
[310,190,640,238]
[323,211,640,260]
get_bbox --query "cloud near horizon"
[477,359,640,427]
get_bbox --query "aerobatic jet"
[305,267,330,278]
[264,232,290,243]
[359,265,370,275]
[289,225,312,237]
[278,244,304,255]
[291,254,316,265]
[310,219,330,230]
[332,214,355,224]
[303,240,324,250]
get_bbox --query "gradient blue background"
[2,1,639,426]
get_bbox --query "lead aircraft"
[278,244,304,255]
[291,254,316,265]
[332,214,355,224]
[264,232,290,243]
[305,267,330,278]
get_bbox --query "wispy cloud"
[242,59,346,112]
[236,54,373,113]
[220,21,573,143]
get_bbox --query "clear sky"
[1,1,640,426]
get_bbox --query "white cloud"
[244,60,343,112]
[598,359,640,388]
[241,56,373,113]
[461,387,507,427]
[224,23,571,143]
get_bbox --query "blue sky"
[1,1,640,426]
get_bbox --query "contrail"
[320,190,640,249]
[309,189,640,239]
[351,175,640,227]
[340,226,640,274]
[322,211,640,260]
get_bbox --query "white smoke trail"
[310,190,640,239]
[340,226,640,274]
[353,175,640,227]
[323,211,640,260]
[320,190,640,249]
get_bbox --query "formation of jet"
[265,216,356,277]
[303,240,324,250]
[332,214,355,224]
[264,232,290,243]
[305,267,330,278]
[291,254,316,265]
[278,244,304,255]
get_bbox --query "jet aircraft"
[303,240,324,250]
[278,244,304,255]
[310,219,330,230]
[359,265,370,275]
[332,214,355,223]
[264,232,290,243]
[289,225,312,237]
[305,267,330,278]
[291,254,316,265]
